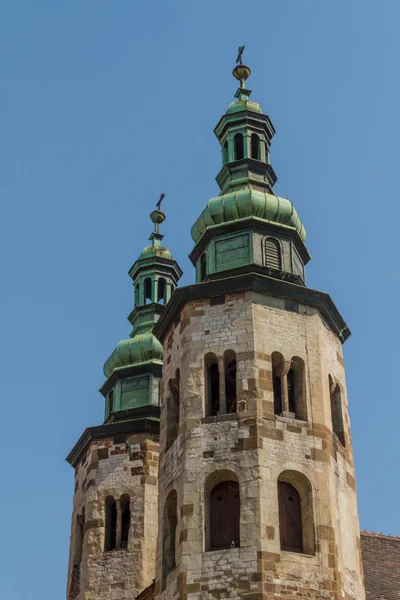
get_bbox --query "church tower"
[66,207,181,600]
[152,57,365,600]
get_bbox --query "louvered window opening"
[108,391,114,416]
[265,238,282,270]
[200,253,207,282]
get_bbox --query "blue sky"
[1,1,399,598]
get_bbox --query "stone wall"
[67,433,159,600]
[155,291,365,600]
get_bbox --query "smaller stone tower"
[66,207,181,600]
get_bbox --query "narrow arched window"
[158,277,167,304]
[69,506,85,600]
[166,370,180,450]
[289,357,307,420]
[107,390,114,417]
[120,494,131,549]
[278,471,315,555]
[224,350,237,413]
[162,490,177,589]
[265,238,282,270]
[205,354,219,416]
[329,377,345,446]
[278,481,303,553]
[272,352,284,415]
[144,278,152,304]
[200,253,207,282]
[210,481,240,550]
[104,496,117,551]
[251,134,260,159]
[234,133,244,160]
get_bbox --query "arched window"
[250,134,260,159]
[144,278,152,304]
[200,253,207,282]
[329,376,345,446]
[234,133,244,160]
[222,141,228,164]
[209,481,240,550]
[278,471,314,555]
[107,390,114,417]
[278,482,302,552]
[158,277,167,304]
[166,370,180,450]
[162,490,177,588]
[272,352,284,415]
[265,238,282,270]
[224,350,237,413]
[205,353,219,416]
[104,496,117,551]
[288,357,307,421]
[120,494,131,549]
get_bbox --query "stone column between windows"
[280,360,291,414]
[116,498,122,549]
[218,357,226,414]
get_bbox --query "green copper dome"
[191,188,306,243]
[103,332,163,379]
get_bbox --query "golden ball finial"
[150,209,166,226]
[233,64,251,84]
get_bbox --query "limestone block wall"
[67,433,159,600]
[155,291,364,600]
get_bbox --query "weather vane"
[150,193,166,235]
[233,45,251,90]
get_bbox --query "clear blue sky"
[1,1,399,598]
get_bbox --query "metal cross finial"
[156,193,165,209]
[236,46,245,65]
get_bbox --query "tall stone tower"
[66,208,181,600]
[152,59,365,600]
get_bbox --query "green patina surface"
[191,188,306,243]
[101,220,181,418]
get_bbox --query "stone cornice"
[66,406,160,468]
[153,267,351,345]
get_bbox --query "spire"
[101,197,182,419]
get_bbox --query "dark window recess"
[225,355,237,413]
[234,133,244,160]
[68,565,81,600]
[162,491,177,588]
[200,253,207,282]
[166,370,180,450]
[330,379,345,446]
[287,369,296,414]
[208,362,220,416]
[104,497,117,551]
[273,375,282,415]
[121,495,131,549]
[144,278,152,304]
[108,390,114,416]
[158,278,167,304]
[278,481,303,553]
[210,481,240,550]
[265,238,282,270]
[250,134,260,159]
[210,295,225,306]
